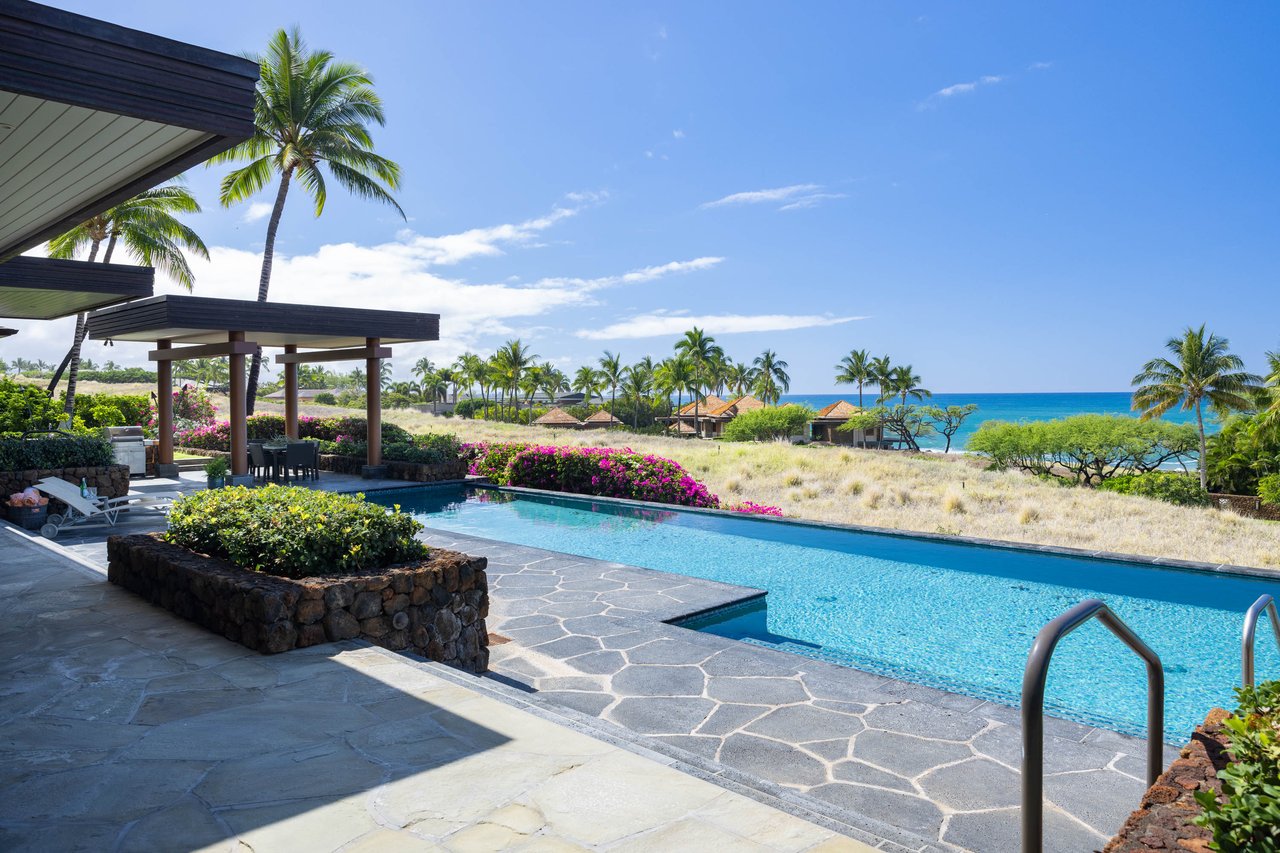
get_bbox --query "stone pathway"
[0,527,871,852]
[418,529,1180,853]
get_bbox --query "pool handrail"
[1242,594,1280,688]
[1021,599,1164,853]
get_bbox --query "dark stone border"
[106,533,489,672]
[1,464,131,502]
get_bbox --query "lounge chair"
[33,478,180,540]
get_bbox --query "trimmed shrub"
[319,432,461,466]
[1258,474,1280,508]
[1194,680,1280,851]
[68,392,155,432]
[462,441,530,481]
[313,392,338,406]
[0,436,114,470]
[1097,471,1211,506]
[0,378,65,435]
[164,484,428,578]
[176,414,411,451]
[723,405,814,442]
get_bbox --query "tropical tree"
[493,339,537,419]
[572,365,601,406]
[621,364,653,429]
[1259,349,1280,429]
[752,350,791,405]
[453,353,485,406]
[211,27,403,414]
[598,351,624,415]
[674,328,722,436]
[725,362,755,397]
[46,182,207,414]
[421,372,447,412]
[871,354,893,397]
[835,349,875,409]
[1132,325,1261,490]
[881,365,930,406]
[412,358,435,385]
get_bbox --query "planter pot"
[206,476,225,489]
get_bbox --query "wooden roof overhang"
[86,295,440,359]
[0,255,153,319]
[0,1,259,261]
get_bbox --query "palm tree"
[871,354,893,399]
[211,27,403,414]
[1256,349,1280,429]
[493,339,537,419]
[598,351,625,416]
[752,350,791,405]
[878,364,930,406]
[1132,325,1261,490]
[422,372,448,412]
[573,365,601,406]
[412,358,435,385]
[46,182,207,414]
[723,362,754,397]
[835,349,874,409]
[622,365,653,429]
[674,328,723,436]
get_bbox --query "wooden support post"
[156,339,173,466]
[284,344,298,440]
[366,337,382,471]
[229,332,248,478]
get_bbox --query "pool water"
[373,485,1280,740]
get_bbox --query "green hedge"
[1257,474,1280,508]
[164,485,428,578]
[723,406,814,442]
[0,436,114,471]
[319,433,461,466]
[1096,471,1211,506]
[0,378,64,434]
[1194,681,1280,851]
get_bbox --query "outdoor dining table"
[261,443,290,483]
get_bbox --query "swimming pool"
[372,485,1280,740]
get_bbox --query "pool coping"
[454,481,1279,583]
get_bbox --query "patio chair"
[33,478,180,540]
[284,442,317,482]
[248,443,272,482]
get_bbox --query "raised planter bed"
[1104,708,1230,851]
[178,448,466,483]
[107,533,489,672]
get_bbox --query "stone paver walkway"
[0,527,870,852]
[417,529,1180,853]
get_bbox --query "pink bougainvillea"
[723,501,784,517]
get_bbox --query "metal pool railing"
[1020,599,1165,853]
[1242,594,1280,688]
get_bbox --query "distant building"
[582,409,623,429]
[532,407,584,428]
[809,400,883,446]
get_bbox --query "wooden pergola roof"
[0,256,153,319]
[86,295,440,348]
[0,1,259,261]
[533,407,583,427]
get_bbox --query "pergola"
[0,256,153,319]
[86,295,440,481]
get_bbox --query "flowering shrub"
[173,385,217,430]
[723,501,784,517]
[467,442,718,508]
[165,484,427,578]
[319,433,462,466]
[177,414,411,450]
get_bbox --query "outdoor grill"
[103,426,146,476]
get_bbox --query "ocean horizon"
[778,391,1205,452]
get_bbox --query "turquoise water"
[375,485,1280,740]
[781,391,1206,452]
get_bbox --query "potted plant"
[203,456,229,489]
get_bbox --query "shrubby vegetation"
[165,485,428,578]
[67,392,155,432]
[1206,413,1280,497]
[1258,474,1280,508]
[1096,471,1210,506]
[177,413,412,450]
[319,433,461,466]
[1194,681,1280,851]
[0,378,65,434]
[966,415,1198,485]
[723,405,813,442]
[0,436,113,471]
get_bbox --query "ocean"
[779,391,1204,452]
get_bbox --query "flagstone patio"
[0,527,871,852]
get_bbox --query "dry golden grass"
[356,408,1279,570]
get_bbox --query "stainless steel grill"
[103,426,146,476]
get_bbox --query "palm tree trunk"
[1196,400,1208,491]
[55,238,104,415]
[858,381,863,409]
[246,169,294,416]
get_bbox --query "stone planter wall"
[2,465,130,509]
[1104,708,1230,851]
[178,447,466,483]
[106,534,489,672]
[1210,493,1280,522]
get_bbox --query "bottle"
[80,478,88,498]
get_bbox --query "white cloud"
[919,74,1005,109]
[242,202,273,223]
[1029,61,1053,71]
[536,257,723,292]
[702,184,844,212]
[672,129,685,139]
[576,311,863,340]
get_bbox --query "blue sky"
[9,1,1279,392]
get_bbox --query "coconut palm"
[412,358,435,385]
[752,350,790,405]
[880,365,930,406]
[1132,325,1261,490]
[724,362,754,397]
[871,354,893,397]
[46,182,207,414]
[674,328,723,436]
[493,339,537,419]
[598,351,625,416]
[835,349,874,409]
[573,365,602,407]
[622,365,653,429]
[211,27,403,413]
